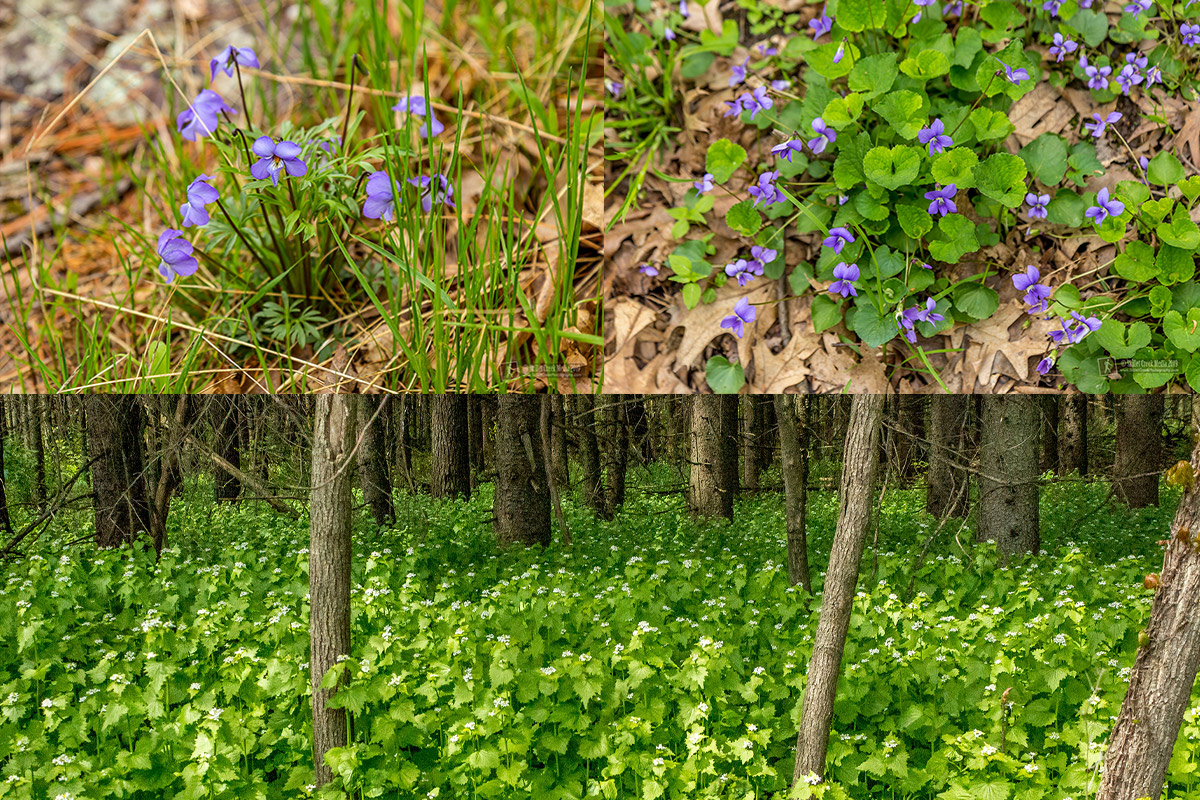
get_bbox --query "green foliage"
[0,475,1194,799]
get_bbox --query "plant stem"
[215,197,273,277]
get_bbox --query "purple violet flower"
[679,0,689,17]
[639,263,659,276]
[771,140,806,162]
[822,226,855,254]
[695,173,715,194]
[1049,34,1078,63]
[771,79,792,91]
[1116,64,1143,95]
[1043,0,1062,16]
[180,174,219,228]
[924,184,957,217]
[943,1,963,16]
[808,10,833,40]
[720,296,757,338]
[1025,192,1050,220]
[725,258,755,287]
[1125,0,1152,18]
[1079,55,1111,91]
[1013,265,1052,313]
[392,95,445,138]
[156,229,199,283]
[997,59,1029,85]
[917,118,953,156]
[747,170,784,206]
[209,45,259,81]
[1085,187,1124,226]
[664,27,676,41]
[1037,357,1055,375]
[730,57,749,88]
[828,262,859,298]
[176,89,235,141]
[407,174,456,213]
[1085,111,1122,138]
[606,80,624,97]
[832,39,847,64]
[750,245,776,272]
[363,171,397,221]
[250,137,307,187]
[808,117,836,154]
[1183,23,1200,46]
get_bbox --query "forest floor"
[1,0,603,394]
[603,0,1200,393]
[2,462,1198,798]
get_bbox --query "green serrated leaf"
[973,152,1028,207]
[863,145,921,190]
[705,356,746,393]
[931,147,979,188]
[1019,133,1069,185]
[726,200,762,236]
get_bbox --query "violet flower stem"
[950,71,997,138]
[214,196,273,277]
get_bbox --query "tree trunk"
[213,397,242,503]
[927,395,970,518]
[792,394,885,785]
[468,395,484,482]
[893,396,923,483]
[494,396,551,546]
[776,395,811,591]
[601,397,629,514]
[689,395,738,520]
[357,396,395,525]
[1058,394,1088,475]
[541,397,571,544]
[431,396,470,499]
[1114,394,1164,509]
[742,396,762,493]
[309,395,354,789]
[87,396,152,548]
[575,396,606,517]
[978,396,1040,557]
[394,396,413,492]
[30,395,45,506]
[0,398,11,536]
[550,395,570,492]
[1040,395,1059,473]
[481,396,497,472]
[150,395,189,556]
[1097,431,1200,800]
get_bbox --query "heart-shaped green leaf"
[863,145,921,190]
[953,282,999,320]
[1146,151,1185,187]
[705,139,746,184]
[932,147,979,188]
[876,91,928,139]
[1094,320,1151,358]
[1113,241,1158,283]
[1165,309,1200,351]
[726,200,762,237]
[928,214,979,263]
[1158,213,1200,250]
[705,356,745,393]
[973,152,1028,207]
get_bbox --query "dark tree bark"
[0,398,11,536]
[30,396,45,506]
[213,397,242,503]
[978,396,1040,557]
[431,396,470,499]
[1097,432,1200,800]
[1114,394,1164,509]
[1059,394,1088,475]
[540,397,571,544]
[468,395,484,481]
[575,396,606,517]
[742,396,763,492]
[627,396,652,463]
[494,396,551,546]
[309,395,354,789]
[689,395,738,520]
[357,396,395,525]
[1040,396,1059,473]
[481,396,497,472]
[895,396,923,482]
[927,395,970,518]
[87,396,152,548]
[550,395,570,492]
[601,397,629,515]
[393,396,414,492]
[775,395,811,591]
[792,394,885,785]
[149,396,189,556]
